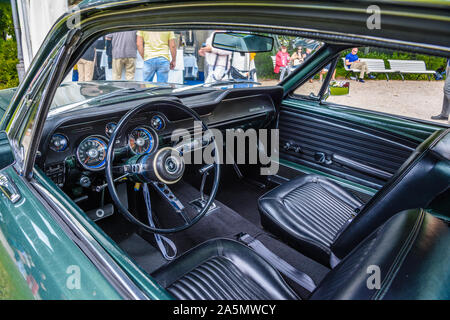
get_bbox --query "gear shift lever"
[190,164,218,214]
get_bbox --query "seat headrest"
[430,129,450,160]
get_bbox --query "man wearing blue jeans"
[431,59,450,121]
[137,31,177,83]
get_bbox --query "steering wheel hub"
[154,147,185,184]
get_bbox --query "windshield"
[51,29,322,110]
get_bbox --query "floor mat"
[118,233,168,274]
[151,181,263,254]
[215,178,269,227]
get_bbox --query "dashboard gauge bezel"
[150,114,166,131]
[128,126,158,155]
[76,135,109,171]
[105,122,117,138]
[49,133,69,152]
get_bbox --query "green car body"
[0,0,448,299]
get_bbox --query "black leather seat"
[153,209,450,300]
[152,238,299,300]
[259,129,450,265]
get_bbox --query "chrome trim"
[0,171,21,203]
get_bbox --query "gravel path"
[261,79,448,125]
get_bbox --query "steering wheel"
[105,100,220,234]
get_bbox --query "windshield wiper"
[173,79,261,93]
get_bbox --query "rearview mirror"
[212,32,274,53]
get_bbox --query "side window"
[324,48,449,124]
[293,65,336,98]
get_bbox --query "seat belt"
[143,183,177,261]
[238,233,317,292]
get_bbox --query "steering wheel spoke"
[105,100,220,234]
[150,181,191,225]
[112,165,131,175]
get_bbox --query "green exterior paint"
[33,168,172,300]
[77,0,450,23]
[0,166,123,299]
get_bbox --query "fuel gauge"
[105,122,117,137]
[50,134,68,152]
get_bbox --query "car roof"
[77,0,450,10]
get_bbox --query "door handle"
[315,152,333,165]
[0,172,21,203]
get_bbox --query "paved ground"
[261,79,449,125]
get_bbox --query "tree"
[0,1,15,41]
[0,0,18,89]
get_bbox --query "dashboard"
[47,111,166,172]
[38,87,282,189]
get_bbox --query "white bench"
[388,60,436,80]
[342,58,396,80]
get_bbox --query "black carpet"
[215,178,269,227]
[117,233,168,274]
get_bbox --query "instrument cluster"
[48,113,167,171]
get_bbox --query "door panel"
[278,98,442,190]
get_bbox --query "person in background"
[77,42,97,82]
[303,48,314,82]
[274,45,290,81]
[431,59,450,121]
[137,31,177,83]
[106,31,137,81]
[304,47,312,59]
[344,47,375,83]
[320,63,336,82]
[92,37,107,80]
[290,46,305,68]
[249,52,257,81]
[199,31,232,83]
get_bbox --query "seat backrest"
[388,59,427,72]
[360,58,386,71]
[311,209,450,300]
[332,129,450,260]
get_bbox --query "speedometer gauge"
[128,127,157,155]
[76,136,108,170]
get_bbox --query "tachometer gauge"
[50,134,68,152]
[76,136,108,170]
[128,127,157,155]
[105,122,117,137]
